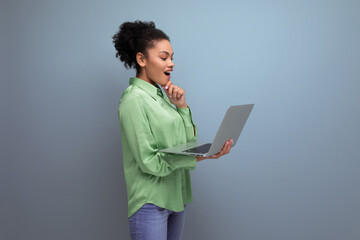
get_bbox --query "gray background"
[1,0,359,239]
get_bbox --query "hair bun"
[112,20,169,72]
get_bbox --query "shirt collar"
[129,77,163,98]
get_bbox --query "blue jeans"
[128,203,186,240]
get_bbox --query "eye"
[161,57,167,61]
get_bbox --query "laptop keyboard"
[182,143,212,154]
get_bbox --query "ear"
[136,52,146,68]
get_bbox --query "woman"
[112,20,233,240]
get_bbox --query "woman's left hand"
[161,80,188,108]
[196,139,233,162]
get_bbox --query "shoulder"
[118,85,147,116]
[120,85,142,103]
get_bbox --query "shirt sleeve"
[176,107,198,142]
[119,94,197,177]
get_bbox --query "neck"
[136,72,156,86]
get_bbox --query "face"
[136,39,174,86]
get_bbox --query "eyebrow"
[159,51,174,56]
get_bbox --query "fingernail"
[165,86,168,89]
[212,155,215,157]
[170,95,172,98]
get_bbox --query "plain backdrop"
[1,0,359,239]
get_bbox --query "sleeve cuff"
[174,155,197,170]
[166,154,197,171]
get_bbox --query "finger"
[176,92,183,102]
[174,87,180,100]
[168,84,175,98]
[225,140,232,153]
[211,140,232,159]
[222,140,231,154]
[163,87,168,97]
[164,80,172,90]
[221,141,230,155]
[177,89,184,100]
[228,139,234,151]
[225,144,231,154]
[214,141,229,158]
[162,82,172,96]
[228,139,233,151]
[162,83,170,97]
[221,141,229,152]
[172,86,177,99]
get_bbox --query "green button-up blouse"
[118,77,198,218]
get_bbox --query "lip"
[164,70,172,78]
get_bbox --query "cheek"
[146,58,167,79]
[152,61,166,74]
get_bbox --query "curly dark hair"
[112,20,170,73]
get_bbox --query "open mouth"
[164,72,170,76]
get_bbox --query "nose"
[169,59,175,68]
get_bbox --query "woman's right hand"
[196,139,233,162]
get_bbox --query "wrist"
[177,102,188,108]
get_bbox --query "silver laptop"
[159,104,254,157]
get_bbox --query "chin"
[160,79,168,86]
